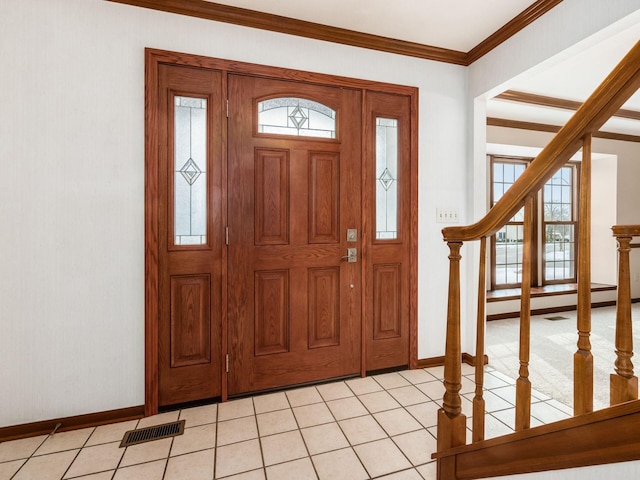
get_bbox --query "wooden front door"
[227,75,363,394]
[147,50,418,411]
[156,64,224,406]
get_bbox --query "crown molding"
[107,0,467,64]
[467,0,562,64]
[487,117,640,143]
[106,0,562,66]
[496,90,640,121]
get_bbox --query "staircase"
[436,400,640,479]
[434,38,640,479]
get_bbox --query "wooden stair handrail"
[443,39,640,243]
[612,225,640,237]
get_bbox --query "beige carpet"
[486,304,640,411]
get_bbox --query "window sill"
[486,283,616,303]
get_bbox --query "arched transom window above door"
[257,97,336,139]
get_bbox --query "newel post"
[437,241,467,479]
[610,229,638,405]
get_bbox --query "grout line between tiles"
[3,367,576,480]
[285,384,324,480]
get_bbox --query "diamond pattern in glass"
[179,157,202,186]
[378,168,395,191]
[288,105,308,129]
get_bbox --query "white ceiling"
[208,0,537,52]
[210,0,640,133]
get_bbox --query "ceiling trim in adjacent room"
[487,117,640,143]
[497,90,640,121]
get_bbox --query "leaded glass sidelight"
[174,96,207,246]
[375,118,398,240]
[257,97,336,138]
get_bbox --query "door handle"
[341,248,357,263]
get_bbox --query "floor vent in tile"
[120,420,185,447]
[545,315,570,321]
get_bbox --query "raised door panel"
[254,270,290,356]
[308,267,340,348]
[309,152,340,244]
[255,148,289,245]
[170,275,211,367]
[373,264,401,340]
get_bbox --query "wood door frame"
[145,48,418,416]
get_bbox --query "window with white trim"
[490,156,579,289]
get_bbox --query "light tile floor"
[0,365,572,480]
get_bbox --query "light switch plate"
[436,208,459,223]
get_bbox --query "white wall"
[468,0,640,99]
[592,155,618,286]
[617,153,640,299]
[617,153,640,225]
[0,0,468,427]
